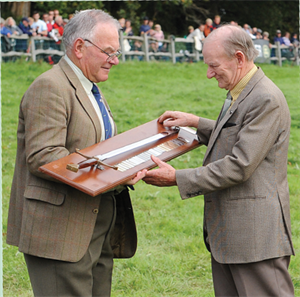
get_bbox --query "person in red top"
[53,15,64,36]
[204,18,213,37]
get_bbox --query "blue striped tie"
[92,84,112,139]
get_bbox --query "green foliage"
[2,1,298,37]
[2,60,300,296]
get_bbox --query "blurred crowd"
[185,15,299,50]
[1,10,71,42]
[1,11,299,61]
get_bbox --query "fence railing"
[1,34,64,62]
[1,34,299,66]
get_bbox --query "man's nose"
[109,56,120,65]
[207,68,215,79]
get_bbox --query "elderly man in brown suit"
[7,9,137,297]
[141,25,295,296]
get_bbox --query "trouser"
[211,255,294,297]
[24,193,116,297]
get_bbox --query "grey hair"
[203,24,259,61]
[63,9,120,52]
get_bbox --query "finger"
[126,169,147,185]
[158,111,177,123]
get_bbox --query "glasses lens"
[107,51,122,62]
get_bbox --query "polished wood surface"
[39,119,201,196]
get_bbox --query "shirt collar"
[64,54,93,95]
[230,65,258,102]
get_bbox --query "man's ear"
[74,38,85,59]
[235,51,246,68]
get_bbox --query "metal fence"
[1,34,299,66]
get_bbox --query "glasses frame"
[83,39,122,62]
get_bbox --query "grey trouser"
[211,255,294,297]
[24,193,116,297]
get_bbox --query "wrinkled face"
[203,40,239,90]
[78,23,120,83]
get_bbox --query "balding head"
[203,25,259,62]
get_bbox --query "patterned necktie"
[219,92,232,122]
[91,84,112,139]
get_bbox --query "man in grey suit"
[7,9,137,297]
[141,25,295,296]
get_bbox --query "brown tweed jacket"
[176,68,294,264]
[6,57,137,262]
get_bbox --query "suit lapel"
[203,68,265,164]
[58,57,102,142]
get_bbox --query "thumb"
[150,155,166,167]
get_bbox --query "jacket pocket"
[24,185,65,206]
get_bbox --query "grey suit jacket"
[7,57,137,262]
[176,68,294,264]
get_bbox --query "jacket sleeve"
[22,74,71,180]
[176,92,284,199]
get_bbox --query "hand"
[158,111,200,129]
[142,155,177,187]
[125,169,147,186]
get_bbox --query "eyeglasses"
[84,39,122,62]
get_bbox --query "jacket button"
[93,209,99,214]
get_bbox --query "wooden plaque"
[39,119,201,196]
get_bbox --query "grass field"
[2,59,300,296]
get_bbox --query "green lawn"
[2,59,300,296]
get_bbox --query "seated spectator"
[42,13,53,33]
[1,17,13,52]
[53,15,64,37]
[204,18,213,37]
[243,24,256,39]
[291,33,299,47]
[190,23,205,41]
[186,26,194,38]
[212,15,221,30]
[51,15,64,44]
[1,17,12,37]
[118,18,125,32]
[17,17,36,52]
[273,30,284,45]
[4,17,23,36]
[48,11,55,25]
[139,16,151,35]
[28,17,34,27]
[152,24,164,51]
[186,23,205,52]
[124,19,134,36]
[63,19,69,26]
[18,17,37,36]
[31,11,48,36]
[148,20,154,36]
[263,31,270,41]
[263,31,272,48]
[252,27,262,39]
[54,9,60,19]
[132,40,143,61]
[282,31,291,46]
